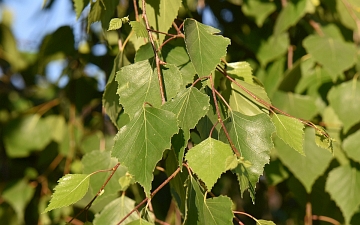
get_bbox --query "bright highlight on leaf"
[44,174,90,213]
[184,18,230,77]
[111,106,178,196]
[186,138,233,190]
[107,17,129,31]
[272,114,305,155]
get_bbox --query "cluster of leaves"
[1,0,360,224]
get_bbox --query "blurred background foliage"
[1,0,360,224]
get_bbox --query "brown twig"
[209,75,241,157]
[67,163,121,224]
[309,19,324,36]
[233,211,255,225]
[305,202,313,225]
[312,215,341,225]
[116,167,181,224]
[288,45,294,69]
[133,0,139,21]
[142,0,166,104]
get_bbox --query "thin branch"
[116,167,181,224]
[133,0,139,21]
[312,215,341,225]
[142,0,166,104]
[68,163,121,224]
[305,202,313,225]
[191,76,210,87]
[147,28,178,37]
[233,211,258,224]
[309,19,324,36]
[209,75,241,157]
[287,45,294,69]
[172,21,182,35]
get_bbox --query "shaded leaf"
[242,0,276,27]
[125,219,154,225]
[271,114,305,155]
[325,165,360,224]
[111,107,178,195]
[116,59,182,119]
[257,33,289,67]
[163,87,209,166]
[88,0,118,31]
[314,126,334,153]
[82,151,127,203]
[186,138,233,190]
[227,61,255,85]
[328,79,360,132]
[2,179,35,223]
[73,0,90,19]
[303,35,356,79]
[274,0,307,35]
[184,18,230,77]
[93,196,139,225]
[276,128,333,193]
[44,174,90,212]
[224,112,275,201]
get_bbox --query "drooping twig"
[116,167,181,224]
[209,75,241,157]
[141,0,166,104]
[312,215,341,225]
[67,163,121,224]
[309,19,324,36]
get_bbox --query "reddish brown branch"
[287,45,294,69]
[209,75,241,157]
[68,163,121,224]
[312,215,341,225]
[305,202,313,225]
[142,0,166,104]
[309,19,324,36]
[133,0,139,21]
[116,167,181,224]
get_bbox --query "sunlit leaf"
[163,87,209,166]
[274,0,307,35]
[343,130,360,163]
[107,17,129,31]
[93,196,139,225]
[224,112,275,201]
[143,0,182,43]
[184,18,230,77]
[276,128,333,193]
[130,20,149,38]
[125,219,153,225]
[186,138,233,190]
[257,33,289,67]
[325,165,360,224]
[242,0,276,27]
[73,0,90,19]
[303,35,356,79]
[44,174,90,212]
[116,59,182,119]
[257,220,276,225]
[328,79,360,132]
[271,114,305,155]
[111,106,178,195]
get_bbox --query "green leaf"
[4,114,52,158]
[224,112,275,200]
[186,138,234,190]
[325,165,360,224]
[303,35,356,79]
[263,57,286,98]
[227,61,255,85]
[264,159,289,186]
[88,0,118,31]
[125,219,154,225]
[314,126,334,153]
[143,0,182,43]
[93,196,139,225]
[111,106,178,195]
[275,128,333,193]
[229,77,271,116]
[271,91,318,120]
[343,130,360,163]
[162,40,197,85]
[257,33,289,67]
[116,59,182,119]
[274,0,307,35]
[103,51,131,128]
[271,114,305,155]
[44,115,66,143]
[82,151,127,203]
[135,43,154,62]
[130,20,149,38]
[184,18,230,77]
[257,220,276,225]
[163,87,210,166]
[44,174,90,213]
[242,0,276,27]
[2,179,35,223]
[336,0,360,30]
[328,79,360,132]
[189,176,233,225]
[73,0,90,19]
[107,17,129,31]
